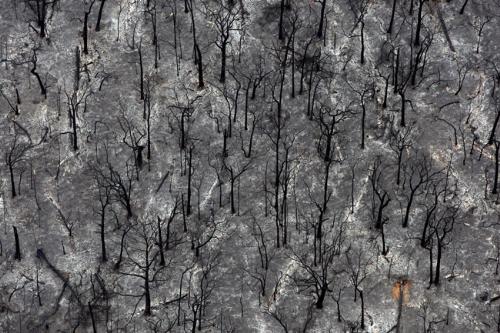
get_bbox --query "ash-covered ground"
[1,0,500,332]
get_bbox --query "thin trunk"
[459,0,469,14]
[489,111,500,144]
[387,0,397,33]
[428,244,433,286]
[114,228,128,269]
[89,302,97,333]
[83,11,90,54]
[383,76,389,108]
[279,0,285,40]
[361,104,366,149]
[395,284,403,333]
[158,218,165,266]
[101,211,107,262]
[144,268,151,315]
[360,20,365,64]
[494,142,499,194]
[139,43,144,100]
[13,226,21,260]
[396,150,402,185]
[402,192,414,228]
[415,0,424,46]
[9,164,16,197]
[359,289,365,329]
[195,44,204,88]
[317,0,327,38]
[434,239,442,285]
[96,0,106,31]
[230,177,235,214]
[220,43,227,83]
[187,147,193,216]
[400,91,406,127]
[316,287,327,309]
[244,83,250,130]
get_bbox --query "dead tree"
[5,126,32,198]
[422,198,459,286]
[316,0,329,38]
[65,83,92,151]
[186,250,220,332]
[82,0,97,55]
[345,79,372,149]
[93,171,112,262]
[191,212,218,258]
[389,122,414,186]
[243,216,275,300]
[292,218,347,309]
[25,0,57,38]
[414,0,427,46]
[222,157,252,214]
[185,0,204,88]
[94,156,135,219]
[401,153,440,228]
[494,140,500,194]
[118,219,168,316]
[202,0,241,83]
[0,86,20,115]
[488,103,500,145]
[369,157,391,254]
[95,0,106,31]
[394,47,413,127]
[345,245,373,329]
[30,49,47,98]
[167,87,201,152]
[117,109,146,178]
[162,196,181,251]
[387,0,397,33]
[239,108,261,158]
[139,40,144,99]
[347,0,369,64]
[13,226,21,260]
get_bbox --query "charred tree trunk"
[360,20,365,64]
[396,150,403,185]
[158,217,165,266]
[89,302,97,333]
[83,9,91,55]
[195,44,204,88]
[316,286,327,309]
[383,75,389,108]
[434,238,442,285]
[114,228,128,270]
[31,58,47,97]
[493,141,499,194]
[144,258,151,315]
[187,146,193,216]
[387,0,397,33]
[402,192,415,228]
[95,0,106,31]
[9,164,16,198]
[489,111,500,144]
[220,43,227,83]
[279,0,285,40]
[100,211,107,262]
[414,0,424,46]
[13,226,21,260]
[361,103,366,149]
[399,91,406,127]
[139,42,144,100]
[317,0,327,38]
[360,289,365,329]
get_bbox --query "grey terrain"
[0,0,500,332]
